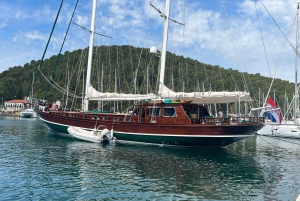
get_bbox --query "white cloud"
[0,0,298,84]
[0,20,6,29]
[25,30,47,41]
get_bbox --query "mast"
[31,72,34,107]
[157,0,171,99]
[101,64,103,111]
[84,0,97,111]
[258,87,260,107]
[295,2,300,123]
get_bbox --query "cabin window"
[150,107,160,117]
[184,108,192,118]
[190,107,198,118]
[133,107,139,116]
[102,117,108,121]
[124,117,131,122]
[113,117,119,121]
[92,116,99,120]
[164,107,176,117]
[83,115,87,119]
[184,108,190,115]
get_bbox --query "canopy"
[161,85,252,104]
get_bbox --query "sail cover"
[161,85,252,104]
[88,86,157,101]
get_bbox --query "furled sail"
[88,85,252,103]
[88,86,157,101]
[161,85,252,104]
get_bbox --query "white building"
[4,99,26,112]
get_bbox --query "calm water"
[0,118,300,201]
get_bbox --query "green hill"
[0,45,293,111]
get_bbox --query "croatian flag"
[265,97,282,124]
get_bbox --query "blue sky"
[0,0,298,82]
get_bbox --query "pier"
[0,113,20,119]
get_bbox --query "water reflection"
[1,118,300,200]
[65,140,265,200]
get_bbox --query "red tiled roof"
[4,100,25,103]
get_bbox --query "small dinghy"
[67,126,114,143]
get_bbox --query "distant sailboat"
[36,0,264,147]
[257,2,300,139]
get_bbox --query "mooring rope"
[257,134,300,148]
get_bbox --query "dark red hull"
[36,108,264,147]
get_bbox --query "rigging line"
[109,0,115,94]
[129,46,135,94]
[150,2,185,26]
[220,1,255,109]
[108,43,112,93]
[223,8,251,97]
[176,0,188,91]
[258,134,300,146]
[195,13,209,90]
[282,84,300,120]
[69,49,85,108]
[29,0,64,98]
[66,17,77,109]
[38,68,81,98]
[173,30,184,91]
[259,0,300,58]
[135,48,144,94]
[169,25,177,89]
[255,2,271,78]
[206,15,225,91]
[257,135,285,149]
[72,22,112,38]
[221,2,245,85]
[115,46,119,93]
[220,0,240,92]
[125,48,132,93]
[43,0,79,100]
[261,16,296,109]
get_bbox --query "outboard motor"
[101,129,112,142]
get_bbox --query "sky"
[0,0,299,83]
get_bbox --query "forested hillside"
[0,45,293,110]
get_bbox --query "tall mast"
[295,2,300,123]
[84,0,97,111]
[157,0,171,99]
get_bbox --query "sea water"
[0,117,299,200]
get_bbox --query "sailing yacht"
[257,2,300,139]
[35,0,264,147]
[257,97,300,139]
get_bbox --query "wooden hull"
[37,110,263,147]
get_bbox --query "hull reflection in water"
[1,117,299,201]
[66,140,265,200]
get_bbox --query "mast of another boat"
[157,0,170,99]
[101,64,103,111]
[84,0,97,111]
[30,72,34,108]
[295,2,300,123]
